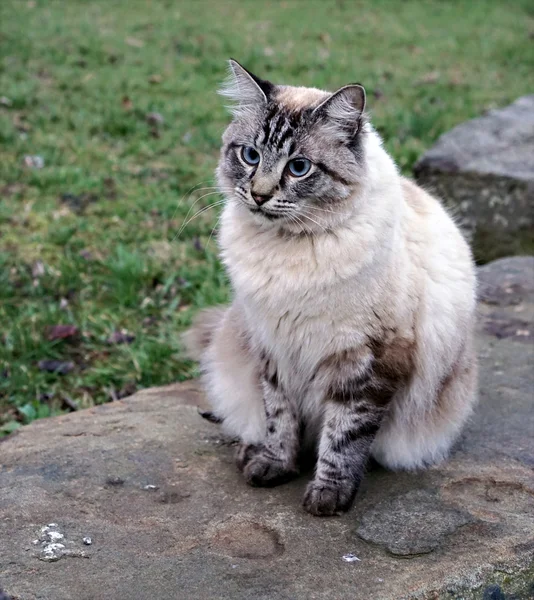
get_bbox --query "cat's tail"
[182,306,227,361]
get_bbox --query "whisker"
[289,213,314,237]
[180,199,226,230]
[174,197,227,240]
[284,212,301,231]
[304,204,351,217]
[206,214,223,250]
[168,179,218,224]
[298,210,328,233]
[176,193,222,239]
[174,185,233,233]
[177,190,226,220]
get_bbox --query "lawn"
[1,0,533,434]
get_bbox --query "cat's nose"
[252,193,272,206]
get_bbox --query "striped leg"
[238,370,300,487]
[303,398,386,516]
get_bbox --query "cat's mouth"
[248,207,285,220]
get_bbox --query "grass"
[1,0,533,434]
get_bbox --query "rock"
[477,256,534,306]
[356,490,474,556]
[482,585,506,600]
[1,257,533,600]
[477,256,534,345]
[414,96,534,263]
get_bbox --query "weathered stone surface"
[356,490,474,557]
[478,256,534,307]
[414,96,534,262]
[1,257,533,600]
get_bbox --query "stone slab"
[1,257,533,600]
[413,96,534,262]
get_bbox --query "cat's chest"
[241,274,368,383]
[223,225,351,314]
[220,211,374,366]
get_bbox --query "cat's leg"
[303,345,405,516]
[303,396,387,516]
[239,354,300,487]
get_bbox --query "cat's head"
[217,60,367,233]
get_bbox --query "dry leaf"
[79,249,93,260]
[38,360,75,375]
[146,112,164,126]
[47,324,79,341]
[107,330,136,345]
[121,96,133,110]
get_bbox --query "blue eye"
[241,146,260,165]
[287,158,312,177]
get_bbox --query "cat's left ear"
[219,59,274,115]
[313,84,366,137]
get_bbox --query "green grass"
[1,0,533,433]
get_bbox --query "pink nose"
[252,193,272,206]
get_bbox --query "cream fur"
[192,122,477,472]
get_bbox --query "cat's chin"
[247,209,311,235]
[237,202,329,236]
[240,205,292,229]
[248,207,285,221]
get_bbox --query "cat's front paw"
[243,452,298,488]
[235,443,262,473]
[302,480,356,516]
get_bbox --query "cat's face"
[217,60,367,233]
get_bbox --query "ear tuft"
[219,59,273,116]
[313,84,366,137]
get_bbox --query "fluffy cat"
[184,60,477,516]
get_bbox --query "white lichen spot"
[39,542,66,562]
[46,531,65,543]
[342,553,361,563]
[34,523,86,562]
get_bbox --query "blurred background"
[1,0,533,434]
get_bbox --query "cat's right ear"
[219,59,273,115]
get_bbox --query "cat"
[184,60,477,516]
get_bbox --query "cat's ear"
[313,84,366,137]
[219,59,274,114]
